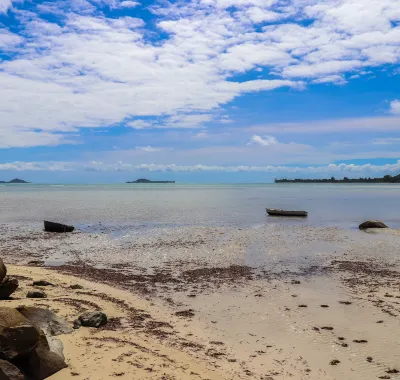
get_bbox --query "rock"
[72,319,81,330]
[78,312,107,328]
[0,259,7,284]
[0,359,24,380]
[69,284,83,290]
[0,277,19,300]
[27,291,47,299]
[17,306,73,337]
[359,220,388,230]
[0,307,40,360]
[18,341,67,380]
[32,280,53,287]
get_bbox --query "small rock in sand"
[330,359,340,365]
[78,312,107,328]
[32,280,53,287]
[175,309,195,318]
[27,290,47,299]
[366,356,373,362]
[69,284,83,290]
[0,277,19,300]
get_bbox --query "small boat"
[44,220,75,233]
[266,208,308,217]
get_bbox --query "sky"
[1,0,400,183]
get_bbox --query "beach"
[1,184,400,379]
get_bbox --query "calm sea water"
[0,183,399,229]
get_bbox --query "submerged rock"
[359,220,388,229]
[78,312,107,328]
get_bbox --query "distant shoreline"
[275,174,400,184]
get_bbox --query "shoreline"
[1,223,400,379]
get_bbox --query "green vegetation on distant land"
[275,174,400,183]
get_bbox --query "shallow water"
[0,183,399,230]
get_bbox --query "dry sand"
[1,225,400,379]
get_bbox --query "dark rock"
[69,284,83,290]
[27,291,47,299]
[175,309,195,318]
[78,312,107,328]
[32,280,53,287]
[21,344,67,380]
[72,319,81,330]
[330,359,340,365]
[27,261,44,266]
[0,277,19,300]
[0,307,40,360]
[0,259,7,283]
[0,359,24,379]
[359,220,388,230]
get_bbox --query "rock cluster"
[0,259,19,299]
[0,307,67,379]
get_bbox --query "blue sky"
[1,0,400,183]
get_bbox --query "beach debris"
[0,306,67,379]
[320,304,329,308]
[353,339,368,343]
[27,290,47,299]
[175,309,195,318]
[291,280,301,284]
[379,376,391,379]
[78,311,108,328]
[339,301,352,305]
[298,304,307,308]
[359,220,388,230]
[44,220,74,233]
[338,337,345,340]
[0,359,24,379]
[329,359,340,365]
[386,369,399,374]
[69,284,83,290]
[321,326,334,330]
[366,356,373,362]
[0,259,19,299]
[32,280,53,287]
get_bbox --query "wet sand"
[1,224,400,379]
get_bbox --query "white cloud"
[371,137,400,145]
[2,160,400,176]
[118,1,139,8]
[1,0,400,147]
[390,100,400,115]
[127,120,153,129]
[247,135,278,146]
[135,146,160,152]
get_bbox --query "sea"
[0,183,399,230]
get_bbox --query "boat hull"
[266,209,308,217]
[44,220,75,233]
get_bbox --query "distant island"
[0,178,30,184]
[275,174,400,183]
[126,178,175,184]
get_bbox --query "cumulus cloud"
[390,100,400,114]
[247,135,278,146]
[1,0,400,147]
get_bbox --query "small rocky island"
[0,178,30,184]
[126,178,175,184]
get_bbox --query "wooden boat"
[44,220,75,233]
[266,208,308,217]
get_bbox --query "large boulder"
[78,311,107,328]
[0,278,19,300]
[21,344,67,380]
[17,307,73,337]
[359,220,388,230]
[0,307,40,360]
[0,260,7,284]
[0,359,24,379]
